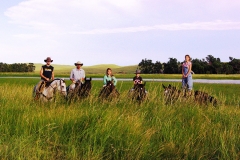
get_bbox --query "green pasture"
[0,63,240,79]
[33,63,138,75]
[0,78,240,159]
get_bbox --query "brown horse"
[162,84,185,104]
[67,77,92,100]
[129,82,147,102]
[194,90,217,106]
[98,80,119,100]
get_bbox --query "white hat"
[74,61,83,66]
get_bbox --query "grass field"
[1,63,240,79]
[0,78,240,159]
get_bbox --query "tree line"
[138,55,240,74]
[0,63,36,72]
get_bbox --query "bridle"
[38,79,66,101]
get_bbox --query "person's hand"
[46,78,50,81]
[73,80,76,83]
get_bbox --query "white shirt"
[70,68,85,81]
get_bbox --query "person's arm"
[70,69,75,82]
[103,75,107,85]
[112,76,117,86]
[40,66,49,81]
[51,71,54,80]
[186,62,192,77]
[140,77,143,84]
[182,63,185,77]
[82,70,86,81]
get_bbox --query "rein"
[38,79,65,101]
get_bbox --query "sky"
[1,0,240,66]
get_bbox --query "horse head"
[162,84,179,96]
[79,77,92,97]
[194,90,217,106]
[106,80,115,92]
[52,78,67,97]
[162,84,182,105]
[132,82,146,101]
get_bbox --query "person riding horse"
[99,68,119,99]
[68,61,85,92]
[130,70,147,93]
[128,70,147,101]
[35,57,54,95]
[103,68,117,87]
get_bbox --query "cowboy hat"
[74,61,83,66]
[135,69,141,74]
[44,57,53,62]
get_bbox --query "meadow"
[0,63,240,79]
[0,77,240,159]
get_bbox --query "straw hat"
[74,61,83,66]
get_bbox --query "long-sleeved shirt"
[103,75,117,86]
[70,68,85,81]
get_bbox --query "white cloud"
[69,20,240,35]
[2,0,240,65]
[5,0,240,35]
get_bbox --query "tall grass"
[0,79,240,159]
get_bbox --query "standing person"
[103,68,117,87]
[182,54,193,93]
[35,57,54,94]
[68,61,85,91]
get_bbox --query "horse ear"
[162,84,166,89]
[90,77,92,81]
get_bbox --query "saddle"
[37,81,52,93]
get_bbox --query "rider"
[103,68,117,87]
[133,69,143,86]
[68,61,85,91]
[35,57,54,94]
[130,69,146,92]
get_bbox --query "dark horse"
[162,84,183,104]
[98,80,119,100]
[194,90,218,106]
[67,77,92,100]
[129,82,147,102]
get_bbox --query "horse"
[33,78,67,102]
[162,84,184,104]
[67,77,92,100]
[129,82,147,102]
[98,80,119,100]
[194,90,218,106]
[79,77,92,97]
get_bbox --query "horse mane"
[52,78,65,83]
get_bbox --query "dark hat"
[74,61,83,66]
[44,57,53,62]
[135,69,141,74]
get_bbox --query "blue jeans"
[182,74,193,90]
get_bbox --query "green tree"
[163,58,180,74]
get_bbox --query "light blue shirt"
[103,75,117,86]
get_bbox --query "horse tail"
[33,85,38,98]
